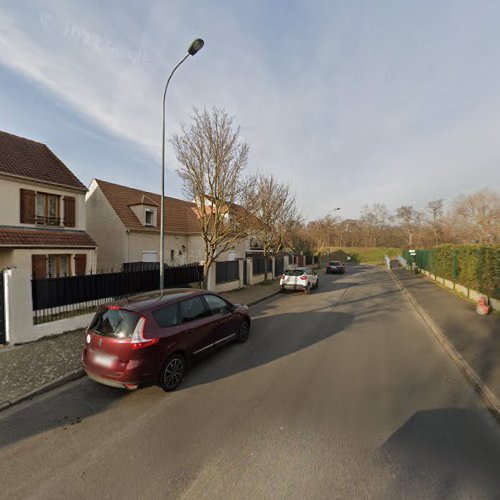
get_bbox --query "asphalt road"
[1,265,500,499]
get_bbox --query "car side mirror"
[222,304,235,314]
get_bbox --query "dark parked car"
[326,261,345,274]
[82,289,250,392]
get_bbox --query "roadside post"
[409,249,417,273]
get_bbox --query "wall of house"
[186,235,248,264]
[0,175,86,229]
[128,232,195,266]
[85,182,128,272]
[0,249,14,270]
[5,248,96,276]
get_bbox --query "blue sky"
[1,0,499,219]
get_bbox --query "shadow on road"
[0,379,127,449]
[382,408,500,495]
[181,309,354,390]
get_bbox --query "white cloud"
[0,0,499,219]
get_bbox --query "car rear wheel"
[236,320,250,343]
[160,353,186,392]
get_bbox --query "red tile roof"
[96,179,202,234]
[0,227,96,248]
[0,130,86,191]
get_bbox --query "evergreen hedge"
[403,245,500,299]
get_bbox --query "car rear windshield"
[89,307,141,339]
[284,269,304,276]
[329,261,341,266]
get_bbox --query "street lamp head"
[188,38,204,56]
[334,207,341,211]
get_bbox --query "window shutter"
[20,189,36,224]
[64,197,76,227]
[75,254,87,276]
[32,255,47,280]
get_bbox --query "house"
[0,131,97,278]
[85,179,255,272]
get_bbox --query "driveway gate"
[0,272,6,344]
[275,256,284,277]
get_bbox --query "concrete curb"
[0,369,84,413]
[0,289,283,414]
[389,269,500,419]
[246,290,281,307]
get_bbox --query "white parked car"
[280,267,319,294]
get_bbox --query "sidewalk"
[0,280,280,411]
[392,268,500,412]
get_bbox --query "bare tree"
[449,189,500,243]
[360,203,390,246]
[427,198,444,245]
[395,205,419,247]
[172,107,253,287]
[307,214,340,259]
[251,173,302,281]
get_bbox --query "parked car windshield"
[89,307,140,339]
[284,269,305,276]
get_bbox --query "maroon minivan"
[82,289,250,391]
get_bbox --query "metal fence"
[216,261,239,284]
[252,257,265,275]
[275,256,284,277]
[32,264,203,323]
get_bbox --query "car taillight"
[130,316,159,349]
[299,275,308,280]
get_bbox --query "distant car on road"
[326,261,345,274]
[280,267,319,293]
[82,289,250,392]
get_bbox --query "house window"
[142,251,158,263]
[170,250,175,261]
[47,255,71,278]
[145,209,155,226]
[36,193,60,226]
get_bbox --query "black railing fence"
[275,256,284,277]
[216,261,239,284]
[32,263,203,323]
[252,257,265,275]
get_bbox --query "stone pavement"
[0,280,280,411]
[393,267,500,410]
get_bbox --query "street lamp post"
[159,38,204,290]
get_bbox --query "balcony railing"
[36,215,61,226]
